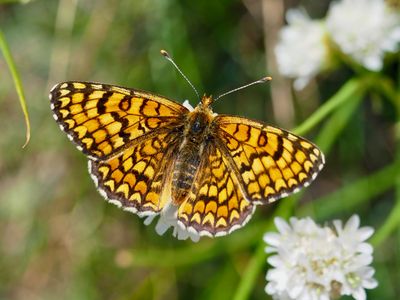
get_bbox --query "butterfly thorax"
[171,97,215,205]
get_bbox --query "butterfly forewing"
[50,81,188,160]
[214,115,325,204]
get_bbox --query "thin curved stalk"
[0,29,30,147]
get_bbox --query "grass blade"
[0,29,30,147]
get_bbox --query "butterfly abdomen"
[171,145,201,205]
[171,109,213,204]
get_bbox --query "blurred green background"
[1,0,399,299]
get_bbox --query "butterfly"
[49,54,324,239]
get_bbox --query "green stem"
[300,161,400,220]
[370,91,400,247]
[232,243,266,300]
[293,78,363,136]
[0,29,30,147]
[371,194,400,247]
[232,197,297,300]
[371,75,400,111]
[315,88,364,153]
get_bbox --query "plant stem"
[0,29,30,147]
[293,78,363,136]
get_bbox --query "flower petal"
[264,214,377,299]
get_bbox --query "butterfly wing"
[213,115,324,204]
[89,130,181,215]
[50,81,188,160]
[177,144,255,236]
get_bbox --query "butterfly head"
[201,94,213,108]
[184,95,214,139]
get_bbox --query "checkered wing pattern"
[89,131,180,215]
[50,81,187,160]
[177,144,255,236]
[214,116,325,204]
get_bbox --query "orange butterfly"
[50,51,324,240]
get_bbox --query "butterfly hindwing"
[214,115,324,204]
[50,81,188,160]
[89,131,181,215]
[177,144,255,236]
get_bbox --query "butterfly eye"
[190,113,209,134]
[191,120,203,133]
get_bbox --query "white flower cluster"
[264,215,377,300]
[327,0,400,71]
[275,9,327,90]
[275,0,400,89]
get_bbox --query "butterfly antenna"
[214,76,272,102]
[160,50,200,101]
